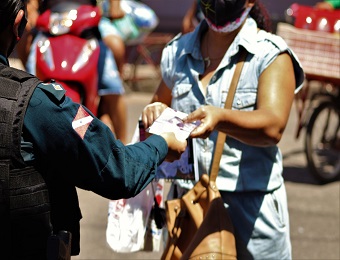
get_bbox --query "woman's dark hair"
[0,0,26,32]
[250,1,272,32]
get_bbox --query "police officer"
[0,0,186,259]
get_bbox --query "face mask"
[205,7,252,33]
[200,0,251,32]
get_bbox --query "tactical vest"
[0,63,53,259]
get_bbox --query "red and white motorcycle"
[32,2,101,115]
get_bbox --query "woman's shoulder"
[254,29,305,90]
[240,19,290,55]
[163,31,196,61]
[256,30,290,52]
[165,31,193,49]
[165,21,205,51]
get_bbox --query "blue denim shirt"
[161,18,305,192]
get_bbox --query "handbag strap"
[210,48,247,182]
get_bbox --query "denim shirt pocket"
[231,92,257,111]
[172,83,193,98]
[171,83,196,113]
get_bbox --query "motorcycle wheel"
[305,101,340,183]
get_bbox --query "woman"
[142,0,304,259]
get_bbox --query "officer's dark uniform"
[0,54,168,258]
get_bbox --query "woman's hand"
[183,105,223,139]
[142,102,169,129]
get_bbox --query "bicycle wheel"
[305,101,340,183]
[125,44,163,92]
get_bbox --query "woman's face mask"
[200,0,252,33]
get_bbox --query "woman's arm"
[184,52,296,146]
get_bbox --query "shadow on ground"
[282,147,340,185]
[283,166,320,185]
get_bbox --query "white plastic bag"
[106,185,154,252]
[106,122,164,253]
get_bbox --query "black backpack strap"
[0,64,24,256]
[0,63,41,166]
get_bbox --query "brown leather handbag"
[161,49,247,260]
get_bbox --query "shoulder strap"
[210,48,247,182]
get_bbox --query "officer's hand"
[142,102,168,129]
[160,132,187,162]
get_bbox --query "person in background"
[98,0,126,76]
[97,0,128,144]
[181,0,204,34]
[0,0,187,258]
[142,0,305,259]
[315,0,340,10]
[16,0,128,144]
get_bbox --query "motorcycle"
[32,2,101,115]
[285,3,340,33]
[280,3,340,183]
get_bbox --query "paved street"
[8,58,339,259]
